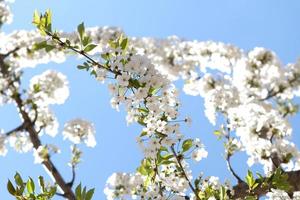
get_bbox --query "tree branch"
[171,146,200,200]
[226,155,244,183]
[3,123,26,136]
[12,89,76,200]
[232,170,300,199]
[67,164,76,188]
[45,31,121,76]
[0,48,75,199]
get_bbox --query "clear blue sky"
[1,0,300,199]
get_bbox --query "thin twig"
[45,31,120,76]
[4,123,26,136]
[224,125,244,183]
[171,146,200,200]
[68,164,76,188]
[226,155,243,183]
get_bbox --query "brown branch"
[12,90,76,200]
[0,47,20,58]
[226,155,244,183]
[45,31,121,76]
[68,164,76,188]
[224,126,244,184]
[171,146,200,200]
[4,123,26,136]
[0,48,75,199]
[232,170,300,199]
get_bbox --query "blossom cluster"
[182,47,300,174]
[0,132,7,155]
[26,20,300,197]
[28,70,69,137]
[0,0,13,25]
[104,169,191,200]
[94,42,193,158]
[62,118,96,147]
[1,4,300,199]
[266,189,300,200]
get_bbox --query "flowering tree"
[1,1,300,199]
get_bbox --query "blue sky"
[1,0,300,199]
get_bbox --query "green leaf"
[271,168,291,191]
[7,180,16,196]
[33,84,41,93]
[160,160,175,165]
[245,170,258,190]
[160,147,169,152]
[138,108,148,114]
[84,44,97,52]
[38,176,45,192]
[101,53,110,60]
[77,22,85,41]
[26,178,35,194]
[219,186,227,200]
[45,44,55,52]
[213,130,221,136]
[182,139,193,153]
[33,41,47,51]
[245,196,257,200]
[128,79,141,89]
[32,10,52,36]
[45,9,52,32]
[85,188,95,200]
[120,38,128,50]
[32,10,40,25]
[75,183,82,199]
[49,186,57,196]
[108,40,117,49]
[77,65,88,70]
[282,153,293,163]
[140,131,147,137]
[137,159,152,176]
[82,36,92,47]
[14,172,23,187]
[137,165,147,175]
[82,186,87,200]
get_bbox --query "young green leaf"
[26,177,35,194]
[120,38,128,50]
[182,139,193,152]
[86,188,95,200]
[38,176,45,192]
[77,22,85,41]
[75,183,82,199]
[33,41,48,51]
[7,180,16,196]
[14,172,23,187]
[84,44,97,52]
[245,170,259,190]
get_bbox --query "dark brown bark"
[1,51,75,199]
[232,170,300,199]
[12,91,76,200]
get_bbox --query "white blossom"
[63,119,96,147]
[29,70,69,105]
[0,133,7,156]
[0,1,13,24]
[192,148,208,162]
